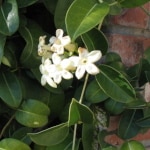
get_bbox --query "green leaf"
[2,41,18,68]
[28,123,69,146]
[0,71,22,108]
[136,116,150,128]
[85,80,108,103]
[46,134,80,150]
[120,0,150,8]
[81,28,108,55]
[82,123,95,150]
[19,21,45,68]
[105,52,122,64]
[65,0,109,40]
[118,110,142,139]
[126,100,147,109]
[12,127,32,145]
[48,92,65,119]
[145,71,150,82]
[120,140,145,150]
[16,0,38,8]
[0,138,31,150]
[54,0,74,29]
[68,98,94,126]
[0,33,6,63]
[0,0,19,35]
[15,99,50,128]
[104,98,125,115]
[96,65,136,103]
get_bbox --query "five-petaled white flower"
[39,58,57,88]
[49,53,73,84]
[49,29,71,55]
[70,47,102,79]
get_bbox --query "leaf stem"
[0,114,15,139]
[79,73,89,104]
[72,73,89,150]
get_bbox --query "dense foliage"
[0,0,150,150]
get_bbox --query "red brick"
[108,34,150,67]
[110,3,150,29]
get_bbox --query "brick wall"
[103,2,150,149]
[104,2,150,67]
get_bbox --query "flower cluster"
[38,29,102,88]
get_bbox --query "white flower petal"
[56,45,64,55]
[86,63,100,75]
[87,50,102,63]
[46,77,57,88]
[53,73,62,84]
[41,75,47,86]
[52,53,61,64]
[61,58,76,71]
[62,70,73,79]
[78,47,88,58]
[61,36,71,46]
[49,36,56,44]
[56,29,63,38]
[69,56,79,67]
[75,66,86,79]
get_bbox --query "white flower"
[49,53,73,84]
[49,29,71,55]
[71,47,102,79]
[39,59,57,88]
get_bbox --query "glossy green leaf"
[0,0,19,35]
[105,52,122,64]
[136,116,150,128]
[12,127,32,145]
[19,21,45,68]
[0,138,31,150]
[0,71,22,108]
[15,99,50,128]
[0,33,6,63]
[120,0,150,8]
[85,80,108,103]
[28,123,69,146]
[16,0,38,8]
[118,110,142,139]
[54,0,74,29]
[68,99,94,126]
[81,28,108,54]
[66,0,109,40]
[96,65,136,103]
[46,134,80,150]
[82,123,95,150]
[19,74,50,104]
[120,140,145,150]
[48,92,65,119]
[104,98,125,115]
[126,100,147,109]
[2,41,17,68]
